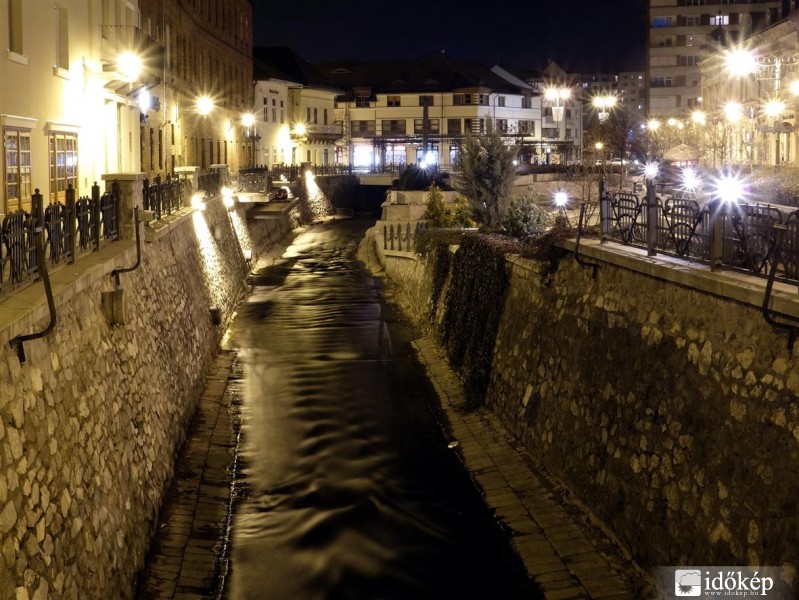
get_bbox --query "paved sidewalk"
[135,351,239,600]
[412,337,655,600]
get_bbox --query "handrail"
[111,206,142,286]
[761,223,799,351]
[9,207,57,364]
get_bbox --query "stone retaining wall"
[379,240,799,574]
[0,201,288,599]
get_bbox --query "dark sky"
[252,0,647,72]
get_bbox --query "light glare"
[715,173,744,204]
[644,163,659,180]
[681,167,700,192]
[196,96,214,116]
[554,192,568,207]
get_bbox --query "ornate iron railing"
[0,182,121,297]
[143,175,186,219]
[383,222,427,252]
[601,186,799,284]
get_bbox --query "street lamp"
[196,96,214,116]
[544,86,571,165]
[592,94,617,124]
[117,51,142,83]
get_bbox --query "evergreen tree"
[456,119,517,230]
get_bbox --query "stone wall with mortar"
[0,200,288,599]
[379,240,799,573]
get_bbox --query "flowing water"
[224,218,540,600]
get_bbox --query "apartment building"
[318,53,570,170]
[137,0,253,177]
[252,48,341,168]
[648,0,783,118]
[1,0,144,214]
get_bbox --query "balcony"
[293,123,343,141]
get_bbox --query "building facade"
[1,0,143,214]
[319,54,575,170]
[648,0,783,118]
[252,48,341,169]
[701,10,799,167]
[137,0,253,178]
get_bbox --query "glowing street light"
[723,101,743,123]
[715,172,745,204]
[691,110,707,126]
[647,119,661,131]
[764,99,786,118]
[544,86,571,124]
[725,48,759,77]
[592,94,617,123]
[681,167,701,192]
[644,162,660,180]
[117,51,142,82]
[241,113,255,128]
[222,186,235,210]
[553,191,568,208]
[196,96,214,116]
[293,123,307,136]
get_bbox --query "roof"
[314,52,534,96]
[253,47,341,92]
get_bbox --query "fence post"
[599,177,610,243]
[31,189,44,276]
[646,181,657,257]
[66,185,76,263]
[91,181,101,251]
[710,200,723,270]
[113,180,121,240]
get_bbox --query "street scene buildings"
[6,0,799,599]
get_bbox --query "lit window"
[710,15,729,26]
[49,131,78,202]
[387,95,401,107]
[4,128,32,212]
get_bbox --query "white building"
[1,0,144,214]
[252,48,341,168]
[319,54,575,170]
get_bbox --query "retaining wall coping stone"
[561,238,799,319]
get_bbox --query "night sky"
[251,0,648,72]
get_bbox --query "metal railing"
[1,182,121,297]
[383,222,427,252]
[600,184,799,286]
[143,175,187,219]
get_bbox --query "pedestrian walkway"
[412,336,656,600]
[135,351,239,600]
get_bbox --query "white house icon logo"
[675,570,702,596]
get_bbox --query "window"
[272,107,277,123]
[519,120,535,135]
[55,6,69,70]
[49,132,78,202]
[381,120,406,134]
[710,15,729,26]
[678,55,700,67]
[522,96,532,109]
[9,0,23,55]
[418,95,434,107]
[652,16,673,27]
[650,76,673,88]
[453,93,469,106]
[355,90,371,107]
[314,108,318,125]
[387,95,401,107]
[307,107,311,123]
[351,120,376,136]
[497,96,506,107]
[496,119,508,132]
[4,129,32,213]
[685,15,700,26]
[414,119,440,134]
[447,119,461,135]
[323,109,328,125]
[542,128,558,138]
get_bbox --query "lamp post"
[545,86,571,165]
[764,99,786,169]
[592,94,617,124]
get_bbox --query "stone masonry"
[375,232,799,584]
[0,201,285,599]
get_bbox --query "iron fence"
[383,222,427,252]
[143,175,186,219]
[601,185,799,285]
[0,182,121,297]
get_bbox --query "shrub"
[502,194,552,238]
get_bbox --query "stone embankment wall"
[0,202,287,599]
[377,241,799,572]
